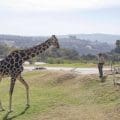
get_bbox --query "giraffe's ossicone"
[0,35,59,112]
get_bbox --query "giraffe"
[0,35,59,112]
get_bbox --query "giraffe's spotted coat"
[0,35,59,112]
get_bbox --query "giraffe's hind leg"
[0,77,5,111]
[18,75,30,107]
[9,77,16,112]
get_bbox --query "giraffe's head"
[49,35,60,48]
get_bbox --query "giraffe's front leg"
[9,77,16,112]
[0,101,5,111]
[0,77,5,111]
[18,76,30,108]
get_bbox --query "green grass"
[0,71,120,120]
[36,62,97,68]
[27,61,118,68]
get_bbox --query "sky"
[0,0,120,36]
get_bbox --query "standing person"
[97,53,105,80]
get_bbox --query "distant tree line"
[34,48,81,64]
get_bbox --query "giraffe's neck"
[22,39,51,61]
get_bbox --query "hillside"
[59,37,112,55]
[0,71,120,120]
[71,33,120,44]
[0,34,114,55]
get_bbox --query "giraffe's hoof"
[26,104,30,108]
[0,108,5,112]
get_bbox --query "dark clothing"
[98,63,104,78]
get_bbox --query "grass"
[26,61,119,68]
[0,71,120,120]
[40,63,96,67]
[31,62,97,68]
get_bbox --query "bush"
[47,58,64,64]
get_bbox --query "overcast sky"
[0,0,120,36]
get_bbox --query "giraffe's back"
[0,50,24,77]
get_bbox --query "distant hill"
[0,34,115,55]
[58,37,113,55]
[66,33,120,44]
[0,34,47,48]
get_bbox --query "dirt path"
[24,66,111,74]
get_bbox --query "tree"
[81,54,97,61]
[0,44,9,58]
[36,48,80,62]
[0,44,16,58]
[114,40,120,53]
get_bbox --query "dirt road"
[24,66,110,75]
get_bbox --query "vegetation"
[0,44,10,58]
[0,39,119,67]
[40,62,96,68]
[0,44,16,58]
[0,71,120,120]
[114,40,120,53]
[107,40,120,65]
[31,48,98,65]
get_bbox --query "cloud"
[1,0,120,11]
[0,0,120,35]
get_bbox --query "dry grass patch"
[34,104,109,120]
[53,72,77,84]
[1,71,120,120]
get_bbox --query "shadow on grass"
[2,106,30,120]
